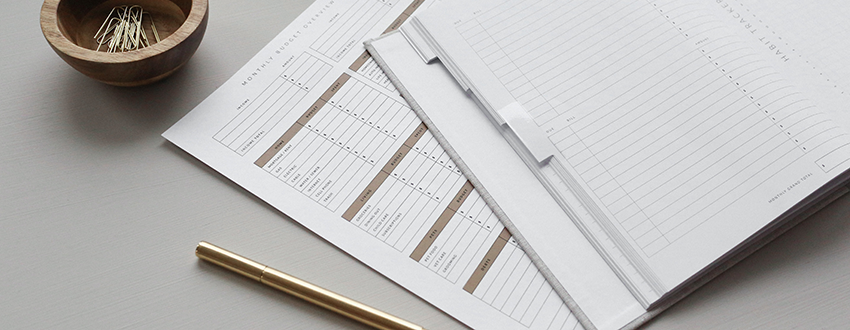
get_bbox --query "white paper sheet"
[367,30,647,330]
[163,0,580,329]
[402,0,850,306]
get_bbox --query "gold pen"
[195,241,425,330]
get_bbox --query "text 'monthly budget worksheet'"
[163,0,581,329]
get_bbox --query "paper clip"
[93,5,161,53]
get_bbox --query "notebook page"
[414,0,850,304]
[729,0,850,125]
[164,0,581,329]
[368,30,654,329]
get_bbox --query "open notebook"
[366,0,850,328]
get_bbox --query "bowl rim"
[40,0,208,64]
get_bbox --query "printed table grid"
[178,0,584,328]
[214,53,331,154]
[259,80,421,213]
[353,55,399,92]
[457,0,849,257]
[468,236,566,327]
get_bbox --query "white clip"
[496,102,558,164]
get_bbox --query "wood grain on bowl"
[40,0,208,86]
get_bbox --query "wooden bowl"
[40,0,208,86]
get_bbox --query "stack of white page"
[366,0,850,328]
[164,0,584,329]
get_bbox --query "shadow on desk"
[55,59,202,146]
[643,195,850,329]
[196,259,374,330]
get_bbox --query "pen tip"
[195,241,208,257]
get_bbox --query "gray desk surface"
[3,1,850,329]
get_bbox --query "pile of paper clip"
[94,5,161,53]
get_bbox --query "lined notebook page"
[418,0,850,300]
